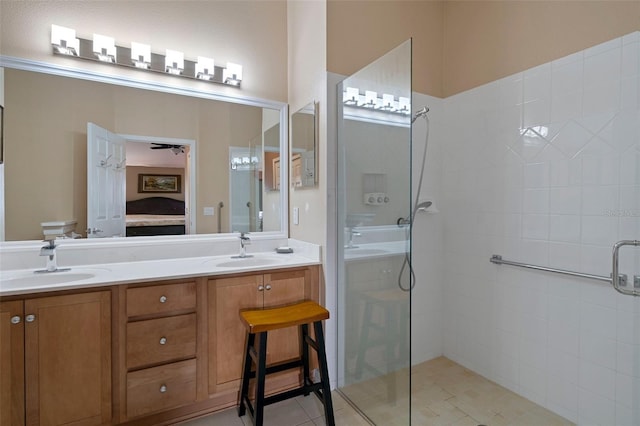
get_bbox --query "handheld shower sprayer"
[411,106,430,123]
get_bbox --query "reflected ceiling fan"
[150,143,185,155]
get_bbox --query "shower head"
[411,106,430,123]
[416,201,432,211]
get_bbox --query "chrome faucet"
[345,228,361,249]
[233,232,252,258]
[36,240,69,273]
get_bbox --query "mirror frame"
[290,101,318,188]
[0,55,289,242]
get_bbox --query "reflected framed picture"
[0,105,3,164]
[138,174,181,193]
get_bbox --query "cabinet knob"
[265,284,272,291]
[10,316,21,324]
[159,295,167,303]
[25,314,36,323]
[159,337,167,345]
[159,384,167,393]
[258,285,264,291]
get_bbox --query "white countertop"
[0,251,320,297]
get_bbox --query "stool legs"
[301,324,311,396]
[254,332,268,426]
[238,322,334,426]
[238,333,255,417]
[313,320,335,426]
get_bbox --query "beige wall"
[327,0,445,97]
[442,0,640,96]
[288,0,327,245]
[4,69,264,240]
[0,0,288,102]
[327,1,639,97]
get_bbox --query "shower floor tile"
[179,356,574,425]
[340,356,575,426]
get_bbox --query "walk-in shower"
[336,32,639,426]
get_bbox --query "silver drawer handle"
[258,285,264,291]
[159,337,167,345]
[159,295,167,303]
[265,284,272,291]
[11,316,21,324]
[25,314,36,323]
[159,384,167,393]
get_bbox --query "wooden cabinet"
[120,281,198,420]
[1,300,25,426]
[1,291,111,426]
[207,267,318,397]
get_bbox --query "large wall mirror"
[290,101,317,188]
[1,59,288,241]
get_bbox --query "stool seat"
[238,300,335,426]
[240,300,329,333]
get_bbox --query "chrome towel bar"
[491,240,640,297]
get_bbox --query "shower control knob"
[377,196,383,203]
[384,196,389,203]
[368,196,375,203]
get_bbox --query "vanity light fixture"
[165,49,184,75]
[92,34,116,63]
[195,56,215,80]
[131,42,151,69]
[51,24,79,56]
[50,24,243,87]
[223,62,243,86]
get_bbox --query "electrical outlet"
[293,207,299,225]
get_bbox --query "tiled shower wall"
[439,32,640,424]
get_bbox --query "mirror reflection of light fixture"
[381,93,395,111]
[51,24,79,56]
[165,49,184,75]
[344,87,359,105]
[223,62,243,86]
[195,56,215,80]
[131,42,151,69]
[398,97,411,114]
[364,90,378,108]
[93,34,116,63]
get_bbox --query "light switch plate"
[293,207,299,225]
[203,207,214,216]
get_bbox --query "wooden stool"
[238,300,335,426]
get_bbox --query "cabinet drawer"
[127,313,196,369]
[126,359,196,419]
[127,282,196,317]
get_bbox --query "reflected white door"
[87,123,126,238]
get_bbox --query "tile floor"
[178,391,368,426]
[180,357,574,426]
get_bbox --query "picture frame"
[138,174,181,193]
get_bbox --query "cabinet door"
[25,291,111,426]
[209,275,263,389]
[0,300,25,426]
[263,269,307,365]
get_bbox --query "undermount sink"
[209,256,281,268]
[1,268,107,288]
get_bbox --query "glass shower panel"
[337,39,413,425]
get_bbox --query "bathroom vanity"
[0,250,321,425]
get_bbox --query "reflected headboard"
[126,197,185,215]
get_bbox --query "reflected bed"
[125,196,185,237]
